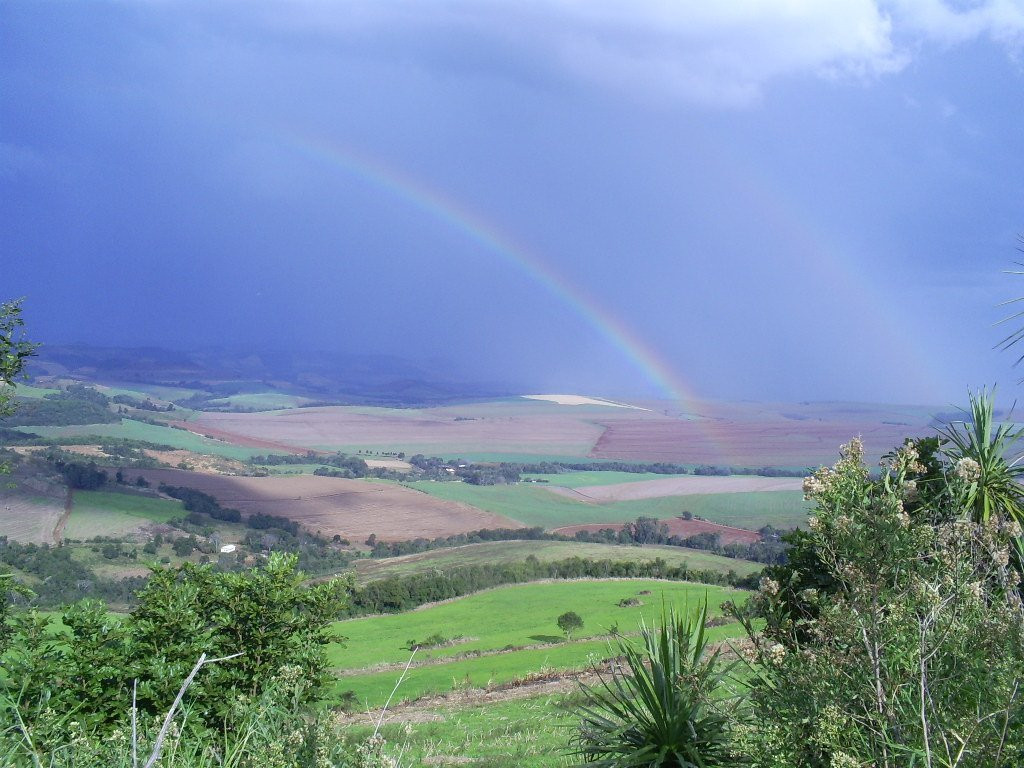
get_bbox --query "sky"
[3,0,1024,406]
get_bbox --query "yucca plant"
[569,602,737,767]
[939,388,1024,525]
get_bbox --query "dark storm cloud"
[4,1,1024,403]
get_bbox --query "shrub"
[570,602,738,767]
[734,437,1024,768]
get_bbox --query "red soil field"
[170,421,309,454]
[549,475,802,502]
[187,406,607,453]
[552,518,762,545]
[590,418,920,468]
[129,469,520,542]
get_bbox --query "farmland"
[403,480,810,530]
[169,396,941,468]
[549,474,802,501]
[352,539,763,582]
[129,469,521,540]
[62,490,185,540]
[328,579,745,707]
[13,418,266,460]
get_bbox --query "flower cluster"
[954,456,982,482]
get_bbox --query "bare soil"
[169,421,309,453]
[591,417,918,467]
[188,407,606,453]
[130,468,521,541]
[548,475,802,502]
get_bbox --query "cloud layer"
[246,0,1023,106]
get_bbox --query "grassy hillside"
[14,419,264,460]
[63,490,185,539]
[328,579,746,707]
[403,481,809,530]
[343,694,574,768]
[353,540,762,582]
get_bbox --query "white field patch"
[522,394,648,410]
[547,475,803,502]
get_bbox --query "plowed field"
[547,475,802,502]
[591,418,918,467]
[185,405,608,455]
[129,469,520,541]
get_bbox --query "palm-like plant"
[569,602,736,767]
[940,388,1024,525]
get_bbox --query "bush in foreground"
[733,436,1024,768]
[570,601,738,767]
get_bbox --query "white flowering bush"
[733,436,1024,768]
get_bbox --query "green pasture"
[63,490,184,539]
[205,392,314,410]
[431,453,624,464]
[94,382,204,402]
[353,540,762,582]
[13,419,264,460]
[7,384,59,399]
[334,638,610,709]
[620,491,811,530]
[404,481,809,530]
[346,693,575,768]
[317,445,600,461]
[329,579,744,706]
[523,471,689,488]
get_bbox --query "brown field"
[552,518,762,545]
[591,418,922,467]
[130,469,520,541]
[181,398,941,468]
[548,475,803,502]
[186,405,609,454]
[0,464,68,544]
[170,421,308,454]
[0,497,65,544]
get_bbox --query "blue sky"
[3,1,1024,405]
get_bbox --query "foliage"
[2,553,352,747]
[570,602,738,767]
[734,437,1024,768]
[0,299,38,474]
[557,611,584,640]
[939,388,1024,526]
[1,663,394,768]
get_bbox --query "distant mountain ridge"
[27,344,515,407]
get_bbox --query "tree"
[557,610,584,641]
[0,298,38,475]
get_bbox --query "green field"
[206,392,314,410]
[329,579,745,707]
[14,419,264,460]
[345,693,575,768]
[523,471,689,487]
[64,490,185,539]
[93,382,204,402]
[354,540,762,582]
[8,383,60,399]
[403,481,809,530]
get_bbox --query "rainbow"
[283,133,705,412]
